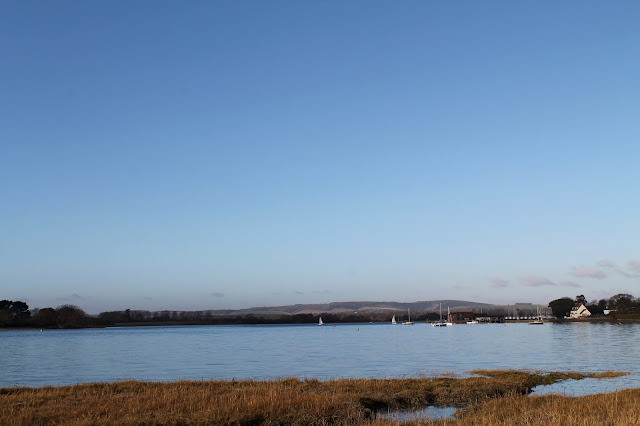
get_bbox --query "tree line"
[0,300,96,328]
[96,309,446,324]
[2,300,429,328]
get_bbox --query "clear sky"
[2,1,639,314]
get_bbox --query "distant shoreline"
[3,315,640,331]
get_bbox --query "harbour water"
[2,322,638,394]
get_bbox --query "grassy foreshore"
[0,370,633,425]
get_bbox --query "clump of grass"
[0,370,631,425]
[588,371,629,378]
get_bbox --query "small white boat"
[318,317,323,326]
[467,320,479,324]
[391,315,397,325]
[402,308,414,325]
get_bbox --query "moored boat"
[402,308,414,325]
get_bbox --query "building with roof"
[569,303,591,319]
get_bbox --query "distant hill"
[95,300,548,326]
[231,300,492,315]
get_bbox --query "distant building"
[603,309,616,316]
[449,311,475,322]
[569,303,591,319]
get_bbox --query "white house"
[569,303,591,319]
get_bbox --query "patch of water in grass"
[532,375,636,397]
[376,406,458,422]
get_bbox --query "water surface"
[2,322,638,395]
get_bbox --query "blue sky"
[2,1,639,313]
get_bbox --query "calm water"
[2,322,639,395]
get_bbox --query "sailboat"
[318,317,323,326]
[391,315,397,325]
[402,308,414,325]
[432,303,447,327]
[446,307,453,326]
[530,307,543,325]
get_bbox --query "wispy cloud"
[294,291,304,296]
[210,292,225,298]
[490,277,509,288]
[521,276,556,287]
[627,259,640,274]
[570,266,605,279]
[597,259,640,278]
[56,293,86,303]
[560,280,582,288]
[597,259,615,268]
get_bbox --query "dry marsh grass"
[451,389,640,426]
[0,370,633,425]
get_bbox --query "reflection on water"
[1,322,639,395]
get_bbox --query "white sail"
[391,315,397,325]
[319,317,323,326]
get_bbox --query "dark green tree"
[56,305,89,328]
[549,297,574,319]
[32,307,57,327]
[609,293,634,313]
[586,303,604,315]
[0,300,31,323]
